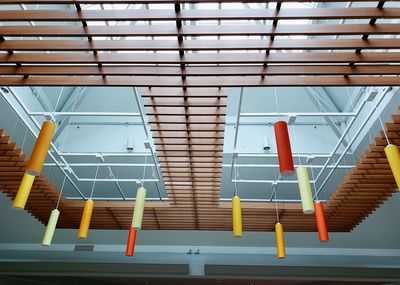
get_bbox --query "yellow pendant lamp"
[13,120,55,210]
[378,116,400,191]
[232,195,242,237]
[13,173,35,210]
[296,166,314,214]
[385,144,400,191]
[78,199,94,238]
[275,222,286,259]
[42,176,66,246]
[132,187,146,229]
[42,209,60,246]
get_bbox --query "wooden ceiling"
[0,0,400,86]
[0,0,399,233]
[0,108,398,232]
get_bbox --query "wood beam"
[2,24,400,37]
[1,75,400,86]
[2,39,400,51]
[0,8,399,22]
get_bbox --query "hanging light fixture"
[132,187,147,229]
[13,121,56,210]
[296,167,314,214]
[308,163,329,242]
[125,227,137,256]
[78,199,94,238]
[274,121,294,176]
[314,201,329,242]
[26,120,56,176]
[275,222,286,259]
[42,176,67,246]
[13,173,35,210]
[385,144,400,190]
[42,209,60,246]
[231,167,242,237]
[232,196,242,237]
[274,190,286,259]
[78,164,100,238]
[378,116,400,191]
[290,124,314,215]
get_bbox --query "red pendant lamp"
[314,201,329,242]
[274,121,294,176]
[126,227,137,256]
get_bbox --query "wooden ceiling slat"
[0,8,398,22]
[3,65,400,77]
[0,0,392,4]
[2,24,400,37]
[2,52,400,64]
[3,39,400,51]
[1,75,400,86]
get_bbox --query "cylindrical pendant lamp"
[314,201,329,242]
[13,173,35,210]
[275,222,286,259]
[296,167,314,214]
[26,120,56,176]
[78,199,94,238]
[232,195,242,237]
[42,209,60,246]
[384,144,400,191]
[132,187,146,229]
[274,121,294,176]
[126,227,137,256]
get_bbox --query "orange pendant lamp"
[78,199,94,238]
[314,201,329,242]
[274,121,294,176]
[126,227,137,256]
[13,120,56,210]
[26,120,56,176]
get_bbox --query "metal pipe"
[220,198,327,203]
[59,152,152,157]
[240,112,357,118]
[232,179,313,184]
[76,178,159,183]
[2,88,85,199]
[230,87,244,182]
[133,87,164,200]
[43,162,353,169]
[238,153,332,158]
[29,111,140,117]
[314,87,393,199]
[225,164,353,169]
[44,162,157,167]
[313,93,370,183]
[65,197,168,201]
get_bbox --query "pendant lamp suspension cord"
[291,124,302,166]
[274,191,280,223]
[89,164,100,200]
[141,154,148,187]
[21,126,28,150]
[314,90,330,201]
[378,115,391,145]
[274,87,280,121]
[309,162,319,202]
[52,87,64,121]
[56,175,67,210]
[233,166,238,197]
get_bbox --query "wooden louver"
[0,1,400,86]
[0,109,399,231]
